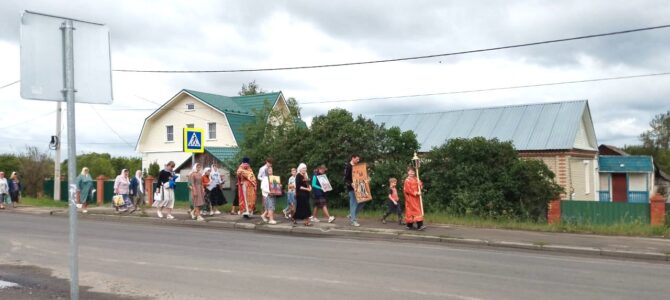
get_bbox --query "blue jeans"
[348,191,365,223]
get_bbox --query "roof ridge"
[374,99,588,117]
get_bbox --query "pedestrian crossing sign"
[183,128,205,153]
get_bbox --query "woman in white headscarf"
[76,167,94,213]
[113,169,133,212]
[207,163,226,215]
[292,163,313,226]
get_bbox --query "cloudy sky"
[0,0,669,158]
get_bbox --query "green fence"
[43,180,69,200]
[561,201,650,225]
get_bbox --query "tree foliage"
[17,147,54,197]
[61,153,140,178]
[640,110,670,150]
[422,138,563,220]
[238,80,265,96]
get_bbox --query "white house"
[136,89,297,183]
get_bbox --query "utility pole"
[54,101,62,201]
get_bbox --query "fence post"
[650,193,666,226]
[548,199,561,224]
[96,176,106,206]
[145,176,154,206]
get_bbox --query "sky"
[0,0,669,159]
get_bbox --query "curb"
[6,208,670,262]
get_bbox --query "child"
[381,178,404,225]
[311,165,335,223]
[260,167,278,224]
[282,168,297,219]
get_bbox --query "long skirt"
[152,187,175,209]
[293,191,311,220]
[209,187,227,206]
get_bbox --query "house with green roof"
[136,89,298,184]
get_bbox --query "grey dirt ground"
[1,213,670,300]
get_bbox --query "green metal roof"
[230,92,282,113]
[182,89,283,144]
[205,147,240,162]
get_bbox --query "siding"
[137,94,238,153]
[599,174,609,191]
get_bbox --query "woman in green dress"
[76,167,94,213]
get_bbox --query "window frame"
[166,125,174,142]
[208,122,217,140]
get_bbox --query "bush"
[423,137,562,220]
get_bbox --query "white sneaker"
[166,214,175,220]
[209,211,215,216]
[268,220,277,225]
[261,215,269,223]
[82,210,88,214]
[214,210,221,215]
[157,210,164,218]
[283,211,289,219]
[310,216,320,222]
[189,210,195,219]
[76,203,82,209]
[328,216,336,223]
[196,216,205,221]
[351,221,361,227]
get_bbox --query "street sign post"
[20,11,113,300]
[183,128,205,153]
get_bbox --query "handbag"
[112,195,125,207]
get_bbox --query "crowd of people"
[70,153,426,230]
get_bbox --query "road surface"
[0,213,669,299]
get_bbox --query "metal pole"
[61,19,79,300]
[54,101,62,201]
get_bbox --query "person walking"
[236,157,257,219]
[381,177,404,225]
[129,170,146,215]
[344,154,364,227]
[200,167,212,217]
[75,167,94,214]
[207,163,226,215]
[0,172,9,209]
[113,169,133,212]
[260,167,278,224]
[189,163,206,221]
[292,163,313,226]
[8,172,22,208]
[282,168,297,219]
[404,168,425,230]
[257,158,272,183]
[153,161,177,219]
[311,165,335,223]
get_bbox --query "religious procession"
[95,153,427,231]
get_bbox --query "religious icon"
[353,163,372,203]
[269,175,283,196]
[317,174,333,192]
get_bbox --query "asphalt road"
[1,213,669,300]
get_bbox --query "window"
[166,125,174,142]
[186,103,195,111]
[208,122,216,139]
[186,123,194,128]
[584,160,590,195]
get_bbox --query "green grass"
[16,198,670,238]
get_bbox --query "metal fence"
[561,200,650,225]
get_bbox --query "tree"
[286,97,302,119]
[238,80,265,96]
[0,154,21,176]
[17,147,54,197]
[640,111,670,150]
[147,161,160,178]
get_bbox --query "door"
[611,173,627,202]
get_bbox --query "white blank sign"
[20,11,113,104]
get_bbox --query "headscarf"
[191,163,201,174]
[297,163,307,173]
[81,167,89,175]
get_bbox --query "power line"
[0,80,20,90]
[299,71,670,105]
[112,24,670,73]
[88,104,135,147]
